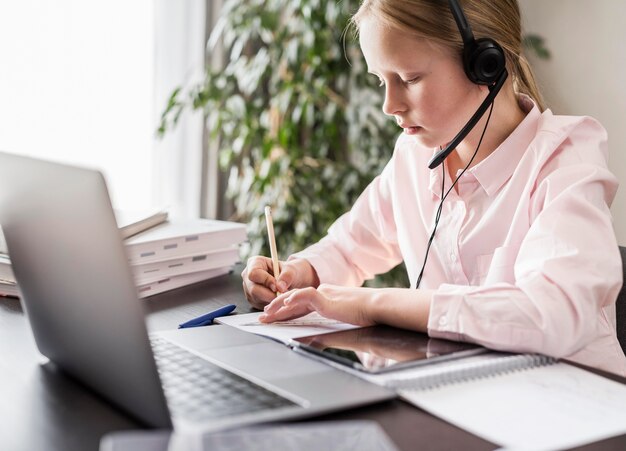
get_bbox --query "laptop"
[0,152,394,433]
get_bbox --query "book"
[0,281,19,298]
[396,353,626,450]
[124,219,247,264]
[0,217,245,298]
[136,266,231,298]
[0,228,7,255]
[114,208,168,239]
[131,246,240,285]
[0,254,18,298]
[0,254,14,281]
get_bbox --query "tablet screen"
[291,325,485,374]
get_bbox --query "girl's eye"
[403,76,420,85]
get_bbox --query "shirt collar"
[429,94,540,198]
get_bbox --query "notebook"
[0,152,393,434]
[396,353,626,450]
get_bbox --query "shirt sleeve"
[428,119,622,359]
[290,143,403,287]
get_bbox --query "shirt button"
[450,253,457,262]
[438,316,448,326]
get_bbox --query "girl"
[241,0,626,376]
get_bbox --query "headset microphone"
[428,68,507,169]
[427,0,508,170]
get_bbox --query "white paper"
[401,362,626,450]
[216,311,360,343]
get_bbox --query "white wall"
[519,1,626,244]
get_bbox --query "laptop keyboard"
[150,337,297,421]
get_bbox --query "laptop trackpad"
[200,342,328,381]
[158,326,330,382]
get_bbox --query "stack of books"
[125,216,247,298]
[0,209,247,299]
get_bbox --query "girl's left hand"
[258,284,378,327]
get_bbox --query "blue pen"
[178,304,237,329]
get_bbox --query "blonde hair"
[351,0,546,111]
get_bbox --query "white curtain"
[153,0,207,219]
[202,0,226,219]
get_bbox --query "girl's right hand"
[241,257,319,310]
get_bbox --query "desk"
[1,269,625,451]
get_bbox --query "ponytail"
[511,52,546,112]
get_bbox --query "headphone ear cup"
[464,38,506,85]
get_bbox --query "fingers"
[242,256,280,310]
[259,287,320,323]
[276,258,319,291]
[259,290,290,316]
[246,257,278,290]
[243,281,276,310]
[242,256,312,311]
[275,263,298,293]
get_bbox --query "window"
[0,0,206,217]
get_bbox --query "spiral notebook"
[398,353,626,450]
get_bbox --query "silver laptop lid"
[0,152,171,428]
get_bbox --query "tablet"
[290,325,486,374]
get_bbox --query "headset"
[415,0,508,288]
[427,0,508,169]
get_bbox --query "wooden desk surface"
[1,269,625,451]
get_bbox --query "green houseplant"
[159,0,408,287]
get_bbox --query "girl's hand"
[259,285,434,332]
[258,284,378,327]
[241,257,319,310]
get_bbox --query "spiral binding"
[389,353,556,391]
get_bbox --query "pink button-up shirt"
[293,96,626,376]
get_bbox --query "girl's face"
[359,16,486,149]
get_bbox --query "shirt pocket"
[476,244,520,285]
